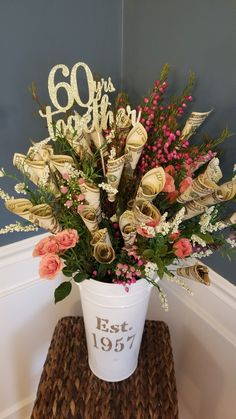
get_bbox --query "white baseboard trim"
[0,233,47,298]
[0,276,40,299]
[0,234,81,419]
[0,394,35,419]
[163,278,236,347]
[0,233,47,267]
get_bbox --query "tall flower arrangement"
[1,62,236,308]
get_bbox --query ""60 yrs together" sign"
[39,61,140,141]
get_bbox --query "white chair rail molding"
[0,233,235,419]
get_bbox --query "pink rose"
[162,173,175,193]
[136,225,155,238]
[33,236,60,257]
[39,254,64,279]
[55,229,79,251]
[167,190,179,203]
[179,177,193,194]
[165,165,175,176]
[184,163,193,177]
[170,231,180,241]
[146,219,159,228]
[173,238,192,259]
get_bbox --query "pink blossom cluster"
[60,173,86,212]
[139,80,169,133]
[138,79,193,174]
[33,229,79,279]
[112,262,142,292]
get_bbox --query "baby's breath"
[158,287,169,311]
[226,237,236,248]
[155,212,170,236]
[98,182,118,194]
[170,208,185,233]
[191,234,206,247]
[14,183,27,195]
[0,222,38,234]
[38,166,50,187]
[0,188,13,201]
[192,249,213,258]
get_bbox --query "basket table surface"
[31,317,178,419]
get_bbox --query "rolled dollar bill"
[90,228,115,263]
[125,123,147,170]
[198,179,236,206]
[176,264,210,286]
[5,198,33,222]
[136,167,166,201]
[178,158,220,204]
[14,153,44,183]
[178,174,217,203]
[80,181,101,220]
[77,205,98,234]
[183,200,207,220]
[5,199,61,233]
[116,108,132,129]
[119,210,137,248]
[88,129,106,151]
[106,154,126,202]
[29,204,62,233]
[65,129,93,157]
[180,110,212,141]
[188,155,220,175]
[27,144,54,161]
[133,198,161,225]
[93,242,115,264]
[90,228,112,247]
[115,109,132,141]
[203,157,222,183]
[49,155,75,176]
[13,153,59,195]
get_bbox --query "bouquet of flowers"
[1,62,236,309]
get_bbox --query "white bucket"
[78,278,152,382]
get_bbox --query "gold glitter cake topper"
[39,61,140,140]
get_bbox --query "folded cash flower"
[1,62,236,309]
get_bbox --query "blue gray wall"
[0,0,236,284]
[0,0,122,244]
[123,0,236,284]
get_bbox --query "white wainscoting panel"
[0,235,235,419]
[0,234,82,419]
[147,266,236,419]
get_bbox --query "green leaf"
[155,256,164,278]
[158,244,168,256]
[197,232,214,244]
[164,256,175,266]
[74,272,89,283]
[62,268,73,277]
[54,282,72,303]
[97,263,110,278]
[142,249,155,259]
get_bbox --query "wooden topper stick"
[97,131,106,177]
